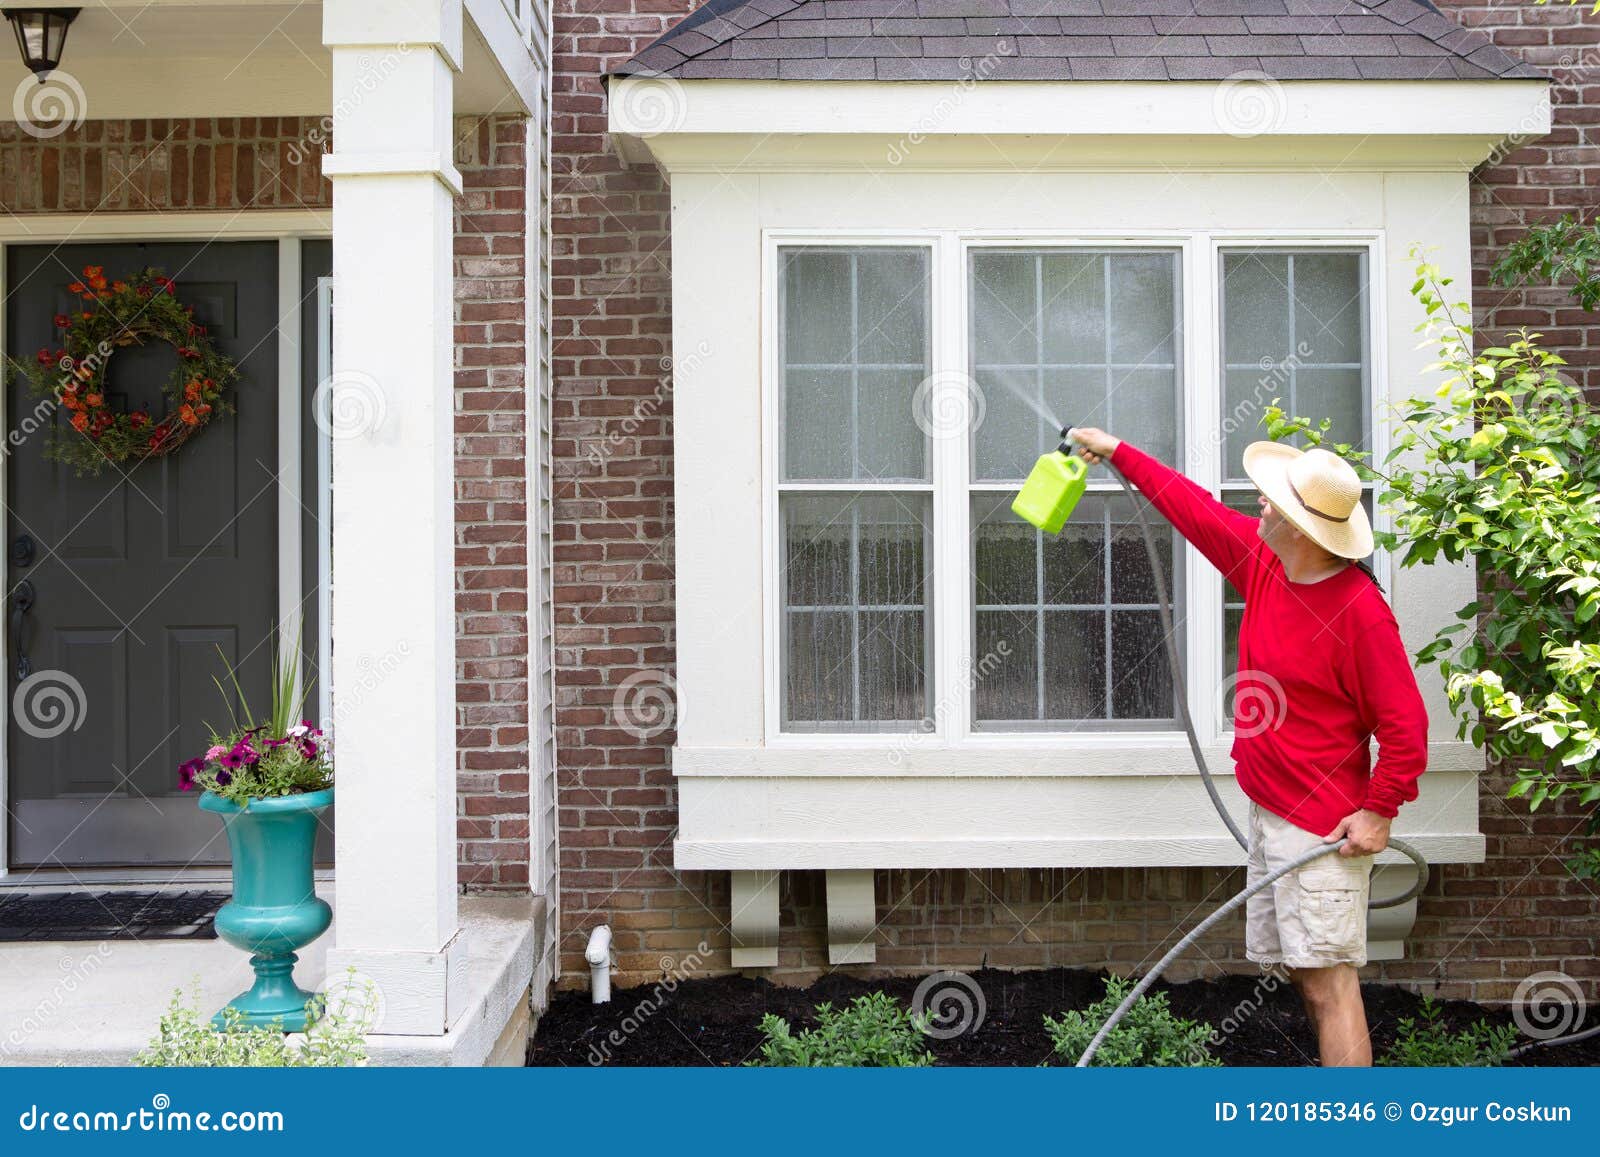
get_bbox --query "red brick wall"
[551,0,680,981]
[1439,0,1600,392]
[453,114,536,889]
[551,5,1600,1007]
[0,114,539,891]
[0,118,329,211]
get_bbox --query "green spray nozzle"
[1012,435,1088,535]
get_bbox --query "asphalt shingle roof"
[611,0,1542,82]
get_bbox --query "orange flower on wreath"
[178,404,199,426]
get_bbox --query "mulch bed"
[528,966,1600,1067]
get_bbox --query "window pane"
[1297,367,1364,451]
[1221,252,1289,365]
[1111,610,1173,719]
[780,247,929,482]
[782,492,932,730]
[971,251,1036,366]
[1040,253,1104,362]
[1293,252,1363,364]
[1220,248,1368,482]
[1109,253,1177,364]
[972,249,1182,482]
[972,492,1178,727]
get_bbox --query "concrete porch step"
[0,889,545,1067]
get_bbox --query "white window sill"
[671,740,1483,778]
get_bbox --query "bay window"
[772,236,1375,741]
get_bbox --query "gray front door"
[6,241,283,868]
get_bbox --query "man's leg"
[1292,963,1370,1067]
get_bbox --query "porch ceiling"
[0,3,519,118]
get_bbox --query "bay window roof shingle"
[611,0,1541,82]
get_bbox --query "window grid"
[778,245,933,731]
[972,250,1180,482]
[1219,248,1369,484]
[972,500,1174,725]
[968,247,1182,728]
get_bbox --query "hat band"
[1289,480,1351,524]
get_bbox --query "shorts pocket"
[1297,866,1366,954]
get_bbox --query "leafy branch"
[1491,215,1600,312]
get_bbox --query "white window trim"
[762,227,1387,750]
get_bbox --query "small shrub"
[1379,997,1516,1068]
[750,992,934,1067]
[135,980,373,1067]
[1045,977,1221,1067]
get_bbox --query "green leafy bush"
[136,981,372,1067]
[1265,248,1600,877]
[1491,214,1600,312]
[1379,997,1517,1067]
[1045,977,1221,1067]
[750,992,933,1067]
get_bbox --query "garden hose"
[1074,454,1431,1067]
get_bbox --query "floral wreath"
[14,265,238,475]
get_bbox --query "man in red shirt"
[1069,427,1429,1067]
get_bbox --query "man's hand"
[1068,427,1120,465]
[1323,809,1391,857]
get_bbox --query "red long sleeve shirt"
[1111,441,1429,836]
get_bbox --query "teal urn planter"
[200,788,333,1031]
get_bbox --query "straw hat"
[1241,442,1373,560]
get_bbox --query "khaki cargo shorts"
[1245,801,1374,970]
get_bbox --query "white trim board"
[674,835,1486,871]
[610,79,1549,139]
[0,212,332,878]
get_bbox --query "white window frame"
[762,228,1387,748]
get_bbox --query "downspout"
[584,925,613,1004]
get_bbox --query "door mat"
[0,890,228,941]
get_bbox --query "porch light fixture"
[4,8,78,82]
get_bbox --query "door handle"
[11,579,34,680]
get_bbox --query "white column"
[321,0,466,1035]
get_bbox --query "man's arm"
[1070,428,1262,590]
